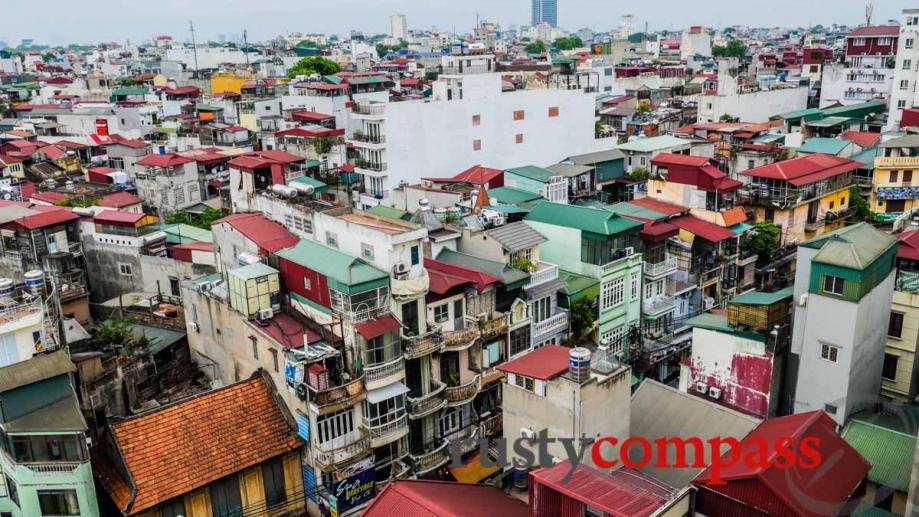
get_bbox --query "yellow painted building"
[871,155,919,218]
[746,186,850,245]
[884,288,919,403]
[210,72,253,95]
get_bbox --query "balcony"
[444,375,479,407]
[408,440,450,476]
[480,413,502,437]
[364,414,409,447]
[644,256,678,278]
[644,295,675,315]
[804,219,824,232]
[309,376,367,415]
[350,132,386,150]
[525,262,559,288]
[875,156,919,169]
[701,266,721,286]
[391,271,429,301]
[407,380,447,419]
[364,356,405,390]
[403,328,444,359]
[22,461,84,476]
[532,310,568,338]
[442,318,480,352]
[354,159,388,174]
[313,432,371,470]
[479,314,508,340]
[352,103,387,117]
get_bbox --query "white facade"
[888,10,919,130]
[164,47,257,69]
[389,14,408,41]
[697,61,808,123]
[680,29,712,60]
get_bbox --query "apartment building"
[871,135,919,225]
[820,25,899,107]
[883,230,919,403]
[697,59,809,124]
[133,152,200,216]
[887,9,919,130]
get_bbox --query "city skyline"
[0,0,914,46]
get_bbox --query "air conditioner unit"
[708,386,722,399]
[257,308,274,321]
[188,321,199,333]
[393,262,409,276]
[624,246,635,256]
[695,382,708,394]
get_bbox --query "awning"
[355,314,403,340]
[448,452,501,483]
[367,382,410,404]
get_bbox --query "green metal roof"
[546,163,593,177]
[797,137,851,155]
[880,134,919,148]
[162,223,213,244]
[805,116,853,129]
[616,135,689,153]
[487,187,544,205]
[505,165,556,183]
[842,420,916,492]
[605,201,667,221]
[853,147,880,169]
[110,87,147,98]
[289,175,328,193]
[131,323,186,356]
[229,262,278,280]
[276,238,389,288]
[822,100,886,118]
[802,222,898,271]
[367,205,407,220]
[729,222,752,234]
[324,75,344,84]
[488,203,531,215]
[524,202,644,237]
[559,269,599,303]
[196,105,223,112]
[436,248,530,287]
[773,107,822,121]
[753,133,786,144]
[730,286,793,306]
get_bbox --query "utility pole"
[189,20,200,80]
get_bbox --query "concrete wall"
[698,87,808,123]
[82,240,144,303]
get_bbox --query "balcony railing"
[355,160,388,173]
[364,414,409,444]
[644,295,675,315]
[350,132,386,144]
[0,298,42,327]
[364,356,404,386]
[480,413,502,437]
[443,319,481,351]
[644,256,678,278]
[701,267,722,284]
[313,432,371,469]
[407,380,447,419]
[403,328,444,359]
[532,310,568,337]
[875,156,919,168]
[479,314,508,340]
[804,219,824,232]
[408,440,450,476]
[444,375,479,406]
[525,262,559,288]
[309,376,366,414]
[22,461,84,475]
[352,103,387,116]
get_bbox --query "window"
[747,159,755,170]
[891,170,900,183]
[303,277,312,290]
[439,407,461,436]
[5,476,17,508]
[829,201,835,210]
[879,37,892,46]
[601,278,624,310]
[361,243,374,260]
[316,408,355,443]
[822,275,844,295]
[825,404,838,414]
[174,187,185,205]
[631,272,640,301]
[548,106,559,117]
[118,263,133,276]
[515,133,524,144]
[889,311,904,338]
[809,65,819,73]
[820,342,839,363]
[433,304,449,323]
[472,139,482,151]
[363,393,406,428]
[38,490,80,516]
[907,38,915,49]
[601,327,625,355]
[250,336,258,360]
[509,326,531,357]
[262,457,287,507]
[210,474,243,517]
[269,349,279,372]
[533,296,551,322]
[902,79,911,90]
[852,37,866,46]
[513,110,525,120]
[108,156,125,169]
[11,434,86,462]
[325,231,338,248]
[882,353,899,380]
[410,245,420,265]
[840,196,847,206]
[906,170,914,183]
[472,114,481,126]
[644,283,653,299]
[899,100,907,109]
[904,59,913,70]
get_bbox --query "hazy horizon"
[0,0,914,46]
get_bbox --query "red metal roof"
[898,230,919,261]
[258,312,319,349]
[355,314,403,340]
[651,153,713,167]
[670,215,736,242]
[693,411,870,517]
[531,462,676,517]
[629,197,687,217]
[7,208,79,230]
[497,345,571,380]
[213,213,299,253]
[848,25,900,38]
[136,153,194,168]
[425,258,498,293]
[30,191,70,204]
[94,210,147,225]
[291,110,335,122]
[740,154,862,187]
[275,126,345,139]
[841,131,882,149]
[98,191,141,208]
[163,85,201,96]
[363,480,527,517]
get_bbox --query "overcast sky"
[0,0,915,46]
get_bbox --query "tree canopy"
[741,221,782,262]
[164,207,224,229]
[525,40,547,54]
[376,39,408,59]
[553,36,584,51]
[287,56,340,79]
[712,39,747,59]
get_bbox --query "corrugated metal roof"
[525,202,644,236]
[630,380,761,488]
[802,222,898,271]
[566,148,626,164]
[228,262,277,280]
[363,480,527,517]
[546,163,593,177]
[617,135,689,153]
[505,165,556,182]
[842,419,916,492]
[730,286,794,306]
[487,186,543,204]
[497,344,571,380]
[435,248,529,286]
[277,238,389,286]
[798,137,851,155]
[0,350,75,391]
[486,221,547,252]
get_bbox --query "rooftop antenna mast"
[865,0,875,26]
[189,20,200,80]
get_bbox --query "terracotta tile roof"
[98,373,302,515]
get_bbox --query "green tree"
[628,166,649,182]
[636,104,652,115]
[287,56,340,79]
[165,208,223,229]
[92,318,134,351]
[376,39,408,59]
[525,40,547,54]
[568,296,596,343]
[848,186,873,222]
[553,36,584,51]
[719,113,739,122]
[712,39,747,59]
[741,221,782,262]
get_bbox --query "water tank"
[418,198,430,209]
[569,347,592,381]
[512,467,528,491]
[64,180,75,192]
[434,207,447,221]
[238,252,262,266]
[0,278,13,303]
[23,270,45,297]
[446,207,460,221]
[270,184,298,198]
[290,182,315,196]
